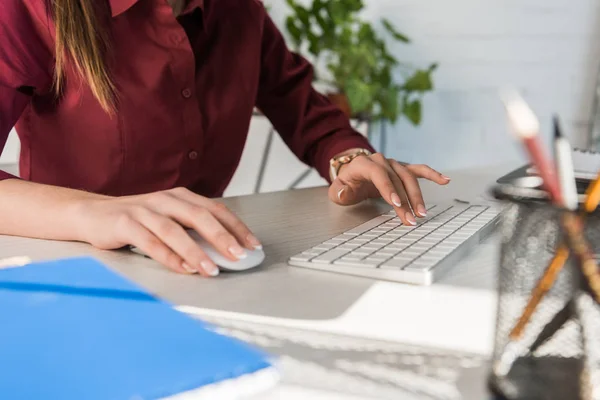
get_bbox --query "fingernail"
[391,193,402,207]
[229,245,247,259]
[416,204,427,217]
[441,175,451,181]
[201,261,219,277]
[181,262,198,274]
[337,186,346,201]
[405,212,417,226]
[247,234,263,250]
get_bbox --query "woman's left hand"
[328,153,451,226]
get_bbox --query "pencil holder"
[489,185,600,400]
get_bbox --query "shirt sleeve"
[0,0,53,181]
[255,11,375,182]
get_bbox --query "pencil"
[509,246,569,340]
[509,171,600,340]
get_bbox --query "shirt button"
[170,33,182,44]
[182,88,192,98]
[188,151,198,160]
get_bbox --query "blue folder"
[0,257,277,399]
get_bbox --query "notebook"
[0,257,278,400]
[526,148,600,180]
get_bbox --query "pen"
[553,115,578,210]
[501,90,563,205]
[507,116,577,339]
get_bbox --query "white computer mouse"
[130,230,265,272]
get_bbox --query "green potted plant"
[283,0,437,125]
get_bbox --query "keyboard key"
[380,258,412,269]
[333,234,353,242]
[338,243,361,251]
[348,237,370,244]
[411,244,433,252]
[338,255,364,262]
[312,249,351,264]
[401,249,424,257]
[418,239,440,246]
[373,249,396,257]
[386,244,409,252]
[290,252,317,262]
[333,259,377,268]
[370,229,389,235]
[313,244,336,251]
[370,239,389,245]
[363,257,386,266]
[344,215,394,235]
[361,233,379,239]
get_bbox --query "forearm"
[0,179,108,241]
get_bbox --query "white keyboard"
[288,202,501,285]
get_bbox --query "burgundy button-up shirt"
[0,0,373,197]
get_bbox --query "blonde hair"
[52,0,115,113]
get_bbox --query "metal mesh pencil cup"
[489,185,600,400]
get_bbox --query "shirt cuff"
[0,169,19,181]
[310,131,376,183]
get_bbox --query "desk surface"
[0,164,510,321]
[0,163,512,400]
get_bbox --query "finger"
[405,164,451,185]
[117,215,191,275]
[366,162,416,226]
[169,189,261,251]
[330,180,374,206]
[390,160,427,218]
[369,157,416,225]
[145,192,248,261]
[329,155,386,206]
[133,208,219,277]
[329,178,370,206]
[206,202,261,251]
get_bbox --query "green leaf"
[378,86,400,122]
[285,17,303,47]
[381,18,410,43]
[345,78,373,115]
[295,7,311,28]
[402,69,434,92]
[307,31,321,55]
[403,99,422,125]
[358,22,376,43]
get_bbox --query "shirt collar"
[109,0,205,17]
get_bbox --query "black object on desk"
[497,164,592,196]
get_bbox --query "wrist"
[64,194,111,243]
[329,148,372,181]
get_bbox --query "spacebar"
[345,215,394,235]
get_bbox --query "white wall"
[268,0,600,171]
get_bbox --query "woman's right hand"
[72,187,262,277]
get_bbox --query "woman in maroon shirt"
[0,0,449,277]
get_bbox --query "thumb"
[330,181,364,205]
